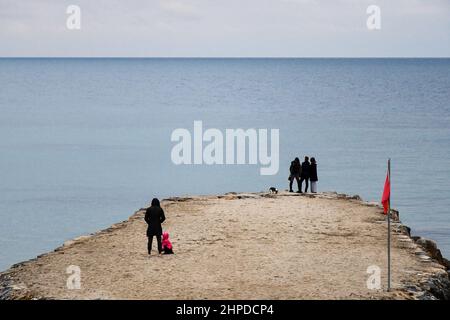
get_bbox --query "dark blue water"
[0,58,449,271]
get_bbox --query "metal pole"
[387,158,391,292]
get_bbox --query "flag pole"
[387,158,391,292]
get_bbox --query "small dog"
[269,187,278,194]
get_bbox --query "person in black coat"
[300,156,310,193]
[289,157,301,193]
[310,157,318,193]
[144,198,166,255]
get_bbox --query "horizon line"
[1,56,450,59]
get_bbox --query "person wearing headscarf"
[144,198,166,255]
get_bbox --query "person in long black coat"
[289,157,301,193]
[144,198,166,255]
[300,156,311,193]
[310,157,318,193]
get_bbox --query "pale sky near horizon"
[0,0,449,57]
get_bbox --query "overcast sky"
[0,0,449,57]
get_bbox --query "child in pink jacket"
[162,232,174,254]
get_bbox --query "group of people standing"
[289,156,318,193]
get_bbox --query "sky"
[0,0,449,57]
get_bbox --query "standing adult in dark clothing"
[289,157,302,193]
[300,156,310,193]
[144,198,166,255]
[310,157,318,193]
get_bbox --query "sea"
[0,58,449,271]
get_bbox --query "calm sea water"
[0,58,449,271]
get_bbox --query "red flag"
[381,172,390,214]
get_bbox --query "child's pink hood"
[162,232,172,250]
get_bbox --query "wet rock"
[421,272,450,300]
[399,225,411,237]
[393,209,400,221]
[444,258,450,269]
[415,237,449,269]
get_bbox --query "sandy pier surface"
[1,191,449,300]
